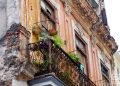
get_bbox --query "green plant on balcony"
[60,71,74,86]
[39,30,63,47]
[32,60,40,66]
[69,53,80,63]
[40,59,49,70]
[62,71,70,80]
[39,52,49,70]
[52,35,64,47]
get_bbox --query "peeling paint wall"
[0,0,22,82]
[0,0,7,39]
[7,0,20,27]
[0,0,20,58]
[0,0,20,39]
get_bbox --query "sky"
[104,0,120,51]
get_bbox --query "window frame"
[75,30,89,75]
[40,0,56,31]
[75,30,87,56]
[100,60,110,81]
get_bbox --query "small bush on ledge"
[52,35,64,47]
[69,53,80,63]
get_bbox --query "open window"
[75,31,88,75]
[40,0,56,36]
[101,60,110,86]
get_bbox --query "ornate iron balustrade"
[27,39,96,86]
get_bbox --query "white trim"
[33,81,57,86]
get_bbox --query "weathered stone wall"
[0,0,21,81]
[0,0,20,39]
[0,0,7,39]
[7,0,20,28]
[0,0,40,83]
[0,0,20,62]
[0,24,28,82]
[0,80,12,86]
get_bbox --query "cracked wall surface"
[0,24,28,82]
[0,0,20,40]
[0,1,21,81]
[0,0,7,40]
[0,0,20,60]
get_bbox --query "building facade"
[113,52,120,86]
[0,0,118,86]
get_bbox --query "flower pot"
[32,25,42,35]
[48,29,57,36]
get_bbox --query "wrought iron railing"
[27,39,96,86]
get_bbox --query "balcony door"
[75,33,88,75]
[40,0,56,37]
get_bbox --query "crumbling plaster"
[0,0,20,59]
[0,0,20,39]
[0,0,21,82]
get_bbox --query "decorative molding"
[91,34,96,47]
[16,63,39,81]
[62,0,71,15]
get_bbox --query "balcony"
[27,39,96,86]
[0,23,96,85]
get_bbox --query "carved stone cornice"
[75,0,117,54]
[88,9,118,55]
[107,36,118,54]
[95,25,118,55]
[77,0,98,23]
[61,0,71,15]
[16,62,39,81]
[68,0,118,54]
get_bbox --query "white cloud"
[105,0,120,51]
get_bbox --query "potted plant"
[48,29,57,36]
[52,35,64,47]
[61,72,70,81]
[32,25,42,35]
